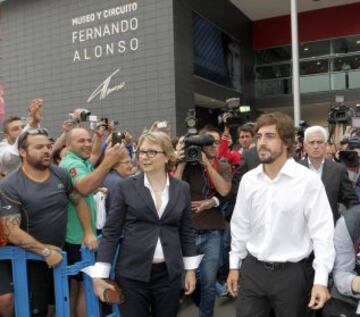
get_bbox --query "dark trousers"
[236,254,314,317]
[117,263,181,317]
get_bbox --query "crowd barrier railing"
[0,246,121,317]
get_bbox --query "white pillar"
[291,0,301,126]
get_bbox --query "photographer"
[175,125,232,317]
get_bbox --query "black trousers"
[236,254,314,317]
[117,263,182,317]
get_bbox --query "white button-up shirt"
[308,158,325,178]
[144,173,169,263]
[230,158,335,286]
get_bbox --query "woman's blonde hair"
[137,131,176,172]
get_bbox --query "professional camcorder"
[327,104,353,124]
[339,136,360,167]
[183,134,215,163]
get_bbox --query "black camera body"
[328,105,353,124]
[79,109,91,122]
[184,134,215,163]
[338,136,360,168]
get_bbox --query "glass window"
[300,59,329,75]
[299,40,329,59]
[256,64,291,79]
[333,36,360,54]
[256,46,291,64]
[332,55,360,72]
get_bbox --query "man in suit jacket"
[300,126,359,222]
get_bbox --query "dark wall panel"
[1,0,175,136]
[173,0,254,134]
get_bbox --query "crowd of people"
[0,99,360,317]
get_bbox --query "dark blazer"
[298,159,359,221]
[97,173,197,282]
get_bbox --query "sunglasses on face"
[18,128,49,149]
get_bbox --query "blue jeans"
[195,230,223,317]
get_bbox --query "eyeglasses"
[136,150,165,158]
[17,128,49,149]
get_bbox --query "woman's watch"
[41,247,52,258]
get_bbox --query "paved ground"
[178,296,237,317]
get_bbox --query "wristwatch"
[41,247,52,258]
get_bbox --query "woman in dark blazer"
[91,131,199,317]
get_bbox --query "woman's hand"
[92,278,116,302]
[184,270,196,295]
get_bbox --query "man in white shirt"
[227,112,335,317]
[0,99,44,176]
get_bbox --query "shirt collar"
[255,157,296,178]
[144,173,170,192]
[307,158,325,171]
[66,151,87,161]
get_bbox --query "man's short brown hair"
[3,116,21,133]
[255,112,295,156]
[237,124,255,137]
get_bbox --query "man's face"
[5,120,24,144]
[238,131,253,149]
[304,132,326,161]
[20,135,52,170]
[202,132,220,160]
[256,125,287,164]
[68,130,92,159]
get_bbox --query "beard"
[26,156,51,170]
[257,146,282,164]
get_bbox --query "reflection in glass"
[256,64,291,79]
[300,60,328,75]
[333,36,360,54]
[299,40,329,59]
[332,56,360,72]
[256,46,291,64]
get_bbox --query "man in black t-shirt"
[0,128,92,317]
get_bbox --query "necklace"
[21,166,50,183]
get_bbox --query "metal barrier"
[0,246,71,317]
[0,246,120,317]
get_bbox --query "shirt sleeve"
[0,183,22,217]
[229,176,251,269]
[304,177,335,286]
[333,217,360,298]
[63,160,90,187]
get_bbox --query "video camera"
[68,108,91,123]
[328,104,353,124]
[182,108,215,163]
[183,134,215,163]
[338,136,360,167]
[218,98,251,127]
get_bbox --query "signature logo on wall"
[87,68,126,103]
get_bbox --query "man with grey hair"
[299,125,358,222]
